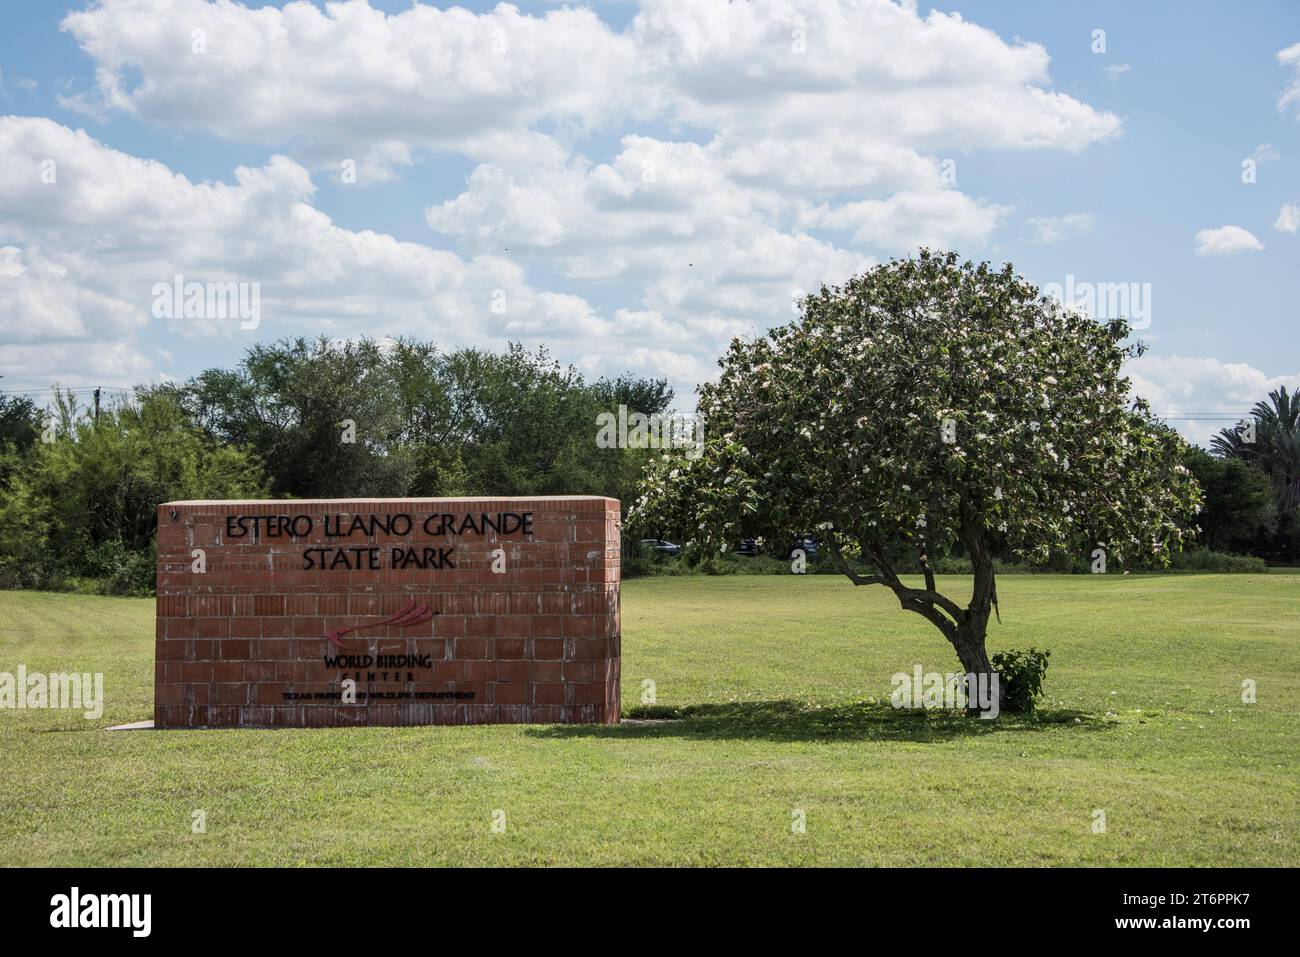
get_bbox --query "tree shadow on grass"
[528,699,1107,744]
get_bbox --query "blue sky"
[1,0,1298,444]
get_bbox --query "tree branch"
[860,539,963,637]
[916,535,936,593]
[826,543,887,587]
[898,586,966,625]
[897,594,960,641]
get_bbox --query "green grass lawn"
[1,574,1297,866]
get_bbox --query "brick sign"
[154,497,620,727]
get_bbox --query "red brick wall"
[154,497,620,727]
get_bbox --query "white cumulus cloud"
[6,0,1130,399]
[1193,225,1264,256]
[0,117,689,390]
[1128,354,1300,445]
[60,0,644,172]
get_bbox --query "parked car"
[736,538,760,556]
[787,535,819,559]
[638,538,681,557]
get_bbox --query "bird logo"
[325,599,435,648]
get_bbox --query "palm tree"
[1212,386,1300,508]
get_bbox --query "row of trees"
[148,338,670,500]
[0,323,1294,597]
[0,338,672,592]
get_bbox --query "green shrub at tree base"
[991,647,1050,714]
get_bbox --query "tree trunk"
[953,622,992,676]
[842,519,1005,716]
[956,507,1002,714]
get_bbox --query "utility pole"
[93,387,101,424]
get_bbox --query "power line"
[0,387,134,397]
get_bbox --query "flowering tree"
[630,252,1201,692]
